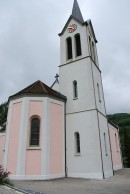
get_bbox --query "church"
[0,0,122,180]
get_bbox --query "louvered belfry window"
[66,37,73,60]
[30,118,40,146]
[75,34,82,57]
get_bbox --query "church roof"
[72,0,84,23]
[9,80,67,101]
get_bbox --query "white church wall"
[92,61,106,115]
[87,24,99,67]
[59,58,96,114]
[66,110,104,179]
[98,113,113,178]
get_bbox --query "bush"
[0,165,10,184]
[1,178,14,186]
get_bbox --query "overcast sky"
[0,0,130,114]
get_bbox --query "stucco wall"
[109,124,122,170]
[50,103,64,175]
[7,102,22,174]
[0,134,5,165]
[25,101,43,176]
[26,150,41,175]
[4,96,65,180]
[66,110,103,179]
[98,113,113,178]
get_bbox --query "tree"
[0,165,10,184]
[123,127,130,167]
[0,102,8,125]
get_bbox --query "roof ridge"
[25,80,39,93]
[39,81,48,94]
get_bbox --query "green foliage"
[108,113,130,167]
[108,113,130,125]
[0,101,8,126]
[0,165,10,184]
[1,178,14,186]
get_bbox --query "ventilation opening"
[97,83,101,102]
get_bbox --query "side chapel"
[0,0,122,180]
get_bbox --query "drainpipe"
[64,101,67,177]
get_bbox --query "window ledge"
[73,97,78,100]
[75,55,82,59]
[75,153,81,156]
[67,58,73,63]
[27,147,41,150]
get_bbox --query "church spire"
[72,0,84,23]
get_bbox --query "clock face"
[67,24,77,33]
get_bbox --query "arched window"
[73,80,78,99]
[75,34,82,57]
[66,37,73,60]
[75,132,80,154]
[97,83,101,102]
[92,41,96,62]
[89,36,92,57]
[30,118,40,146]
[89,37,96,63]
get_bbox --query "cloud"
[0,0,130,114]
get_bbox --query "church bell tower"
[59,0,113,179]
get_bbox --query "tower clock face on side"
[67,24,77,33]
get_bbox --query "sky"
[0,0,130,114]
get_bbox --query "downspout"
[64,101,67,177]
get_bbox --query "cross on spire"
[72,0,84,23]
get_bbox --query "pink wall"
[25,101,43,175]
[7,102,22,174]
[50,103,63,174]
[26,150,41,175]
[109,125,122,169]
[0,135,5,165]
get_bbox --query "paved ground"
[1,169,130,194]
[0,186,22,194]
